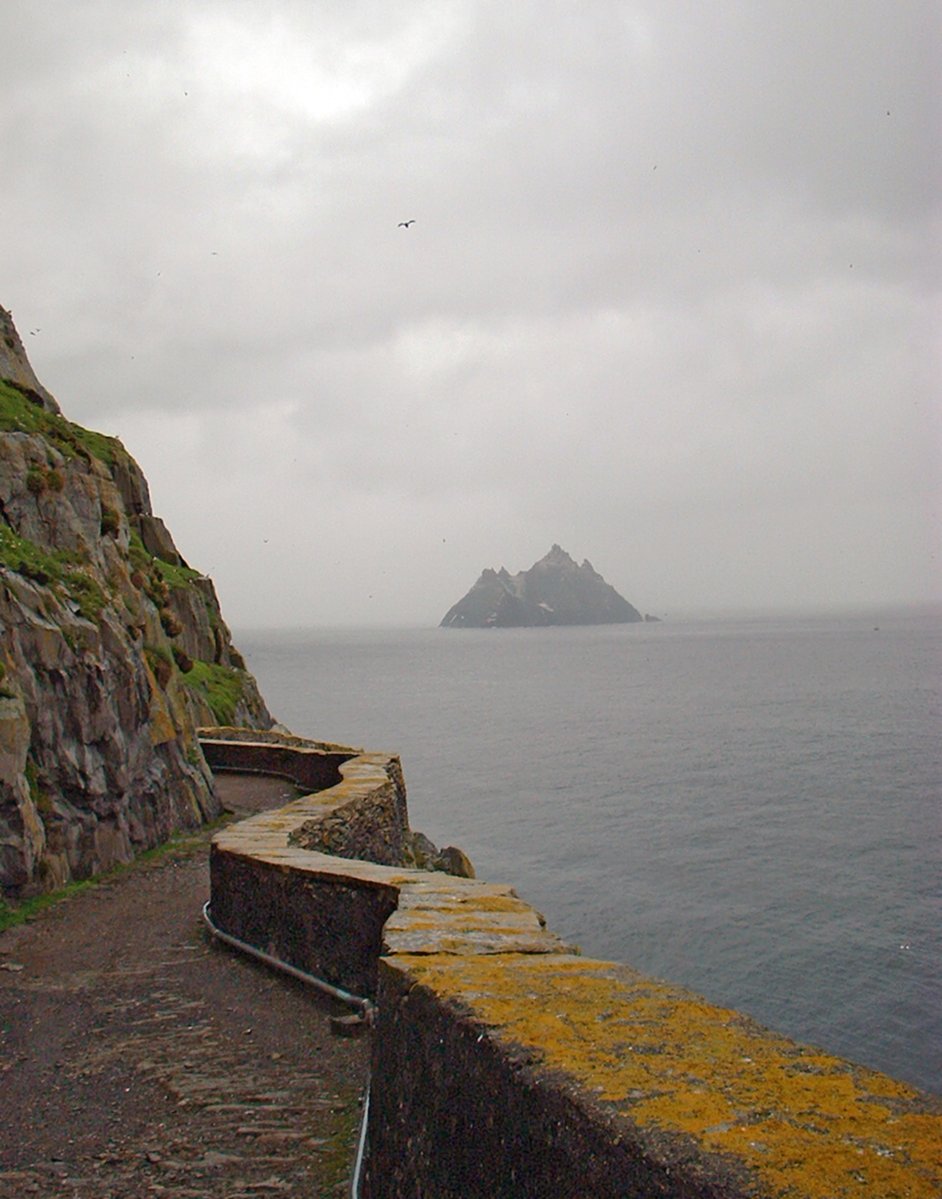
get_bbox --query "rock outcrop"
[0,305,272,897]
[441,545,643,628]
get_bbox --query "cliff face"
[441,544,643,628]
[0,305,272,897]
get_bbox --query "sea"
[235,609,941,1097]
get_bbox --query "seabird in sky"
[398,219,415,228]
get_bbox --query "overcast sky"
[4,1,940,626]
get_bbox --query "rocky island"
[0,304,272,897]
[440,544,644,628]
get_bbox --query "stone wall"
[205,732,942,1199]
[201,732,354,793]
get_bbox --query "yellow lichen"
[387,953,942,1199]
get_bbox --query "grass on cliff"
[2,379,212,624]
[0,820,229,934]
[185,660,246,725]
[0,377,128,468]
[0,377,119,620]
[0,877,94,934]
[0,524,107,620]
[128,529,202,589]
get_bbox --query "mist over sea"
[237,610,941,1096]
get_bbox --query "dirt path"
[0,776,370,1198]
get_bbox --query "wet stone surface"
[0,776,369,1198]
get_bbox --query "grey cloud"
[2,1,939,624]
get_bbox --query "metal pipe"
[350,1080,371,1199]
[201,901,373,1015]
[201,903,375,1196]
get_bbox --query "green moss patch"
[128,529,201,590]
[0,525,107,620]
[184,660,245,725]
[155,557,202,589]
[24,758,54,816]
[62,570,107,619]
[0,377,128,468]
[0,877,95,933]
[0,818,230,933]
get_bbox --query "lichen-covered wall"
[206,733,942,1199]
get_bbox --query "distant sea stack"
[441,545,644,628]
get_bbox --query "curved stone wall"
[203,729,942,1199]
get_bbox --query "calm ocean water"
[236,611,941,1095]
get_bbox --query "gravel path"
[0,775,370,1198]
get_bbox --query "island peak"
[441,546,643,628]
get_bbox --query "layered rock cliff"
[0,305,272,896]
[441,544,643,628]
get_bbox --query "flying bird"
[398,219,415,228]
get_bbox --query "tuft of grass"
[100,506,120,537]
[128,530,151,575]
[159,607,183,638]
[24,758,54,815]
[128,529,201,588]
[23,462,66,496]
[173,647,194,673]
[317,1087,369,1192]
[62,569,107,619]
[184,660,245,725]
[0,878,94,933]
[26,465,45,494]
[144,644,173,688]
[155,558,202,588]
